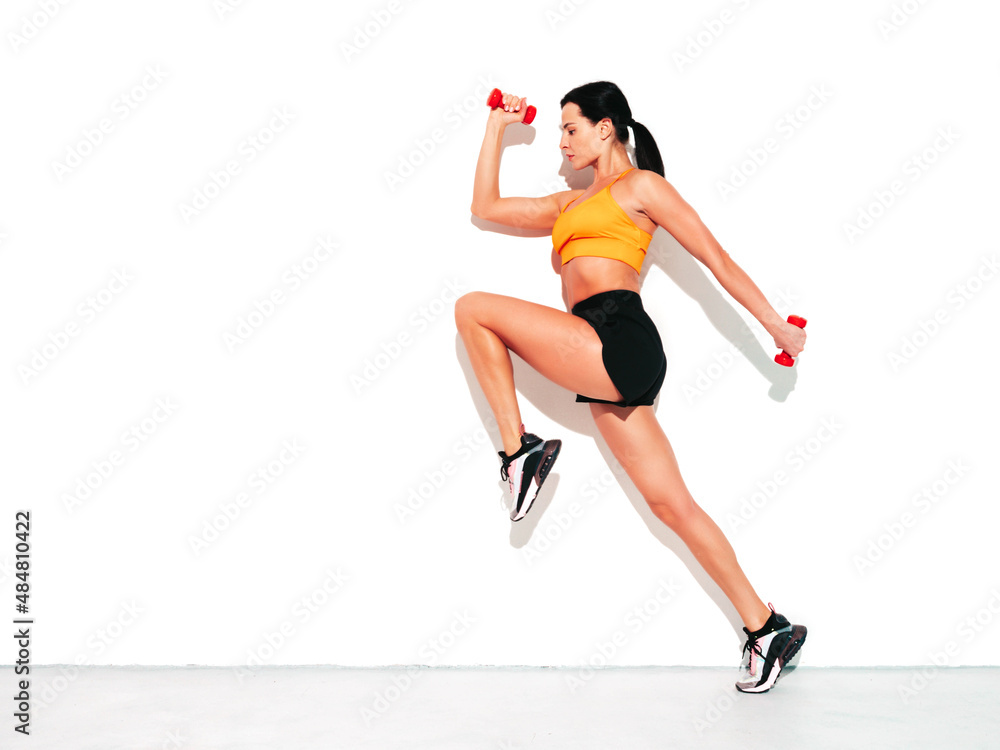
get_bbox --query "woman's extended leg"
[589,402,772,632]
[454,291,623,455]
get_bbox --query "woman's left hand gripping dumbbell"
[487,88,536,125]
[771,315,807,366]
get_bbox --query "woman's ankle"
[501,423,526,456]
[744,603,775,634]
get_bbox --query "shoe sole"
[511,440,561,522]
[735,625,807,694]
[535,440,561,484]
[780,625,808,669]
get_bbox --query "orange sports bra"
[551,167,653,274]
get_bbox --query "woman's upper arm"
[472,191,577,231]
[636,171,729,271]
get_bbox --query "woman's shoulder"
[625,168,676,199]
[626,167,667,184]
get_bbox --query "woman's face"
[560,102,600,170]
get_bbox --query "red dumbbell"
[487,88,536,124]
[775,315,807,366]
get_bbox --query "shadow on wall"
[469,121,594,239]
[454,132,804,641]
[639,230,801,404]
[469,125,802,405]
[453,333,749,641]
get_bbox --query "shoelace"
[498,457,514,512]
[500,431,536,482]
[742,633,764,676]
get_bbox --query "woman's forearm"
[712,251,784,334]
[471,117,505,215]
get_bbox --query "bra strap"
[609,167,635,186]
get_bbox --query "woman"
[455,81,807,693]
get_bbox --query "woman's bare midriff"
[560,255,641,310]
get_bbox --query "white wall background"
[2,0,999,679]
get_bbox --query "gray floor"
[18,666,1000,749]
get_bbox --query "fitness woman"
[455,81,807,693]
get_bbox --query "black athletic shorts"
[571,289,667,407]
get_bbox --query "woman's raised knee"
[454,291,486,331]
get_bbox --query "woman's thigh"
[456,291,623,403]
[588,403,696,516]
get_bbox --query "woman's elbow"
[471,202,495,222]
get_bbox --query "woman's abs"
[560,256,641,309]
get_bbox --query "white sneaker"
[735,604,807,693]
[498,433,561,522]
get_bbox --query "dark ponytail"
[560,81,664,177]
